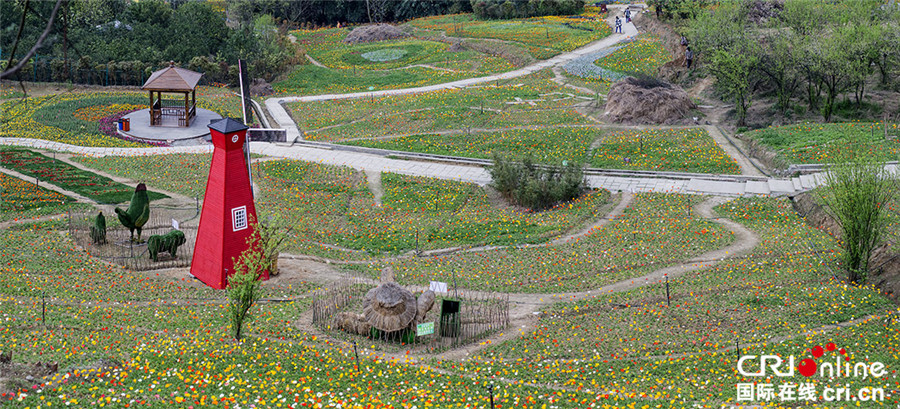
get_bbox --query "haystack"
[605,77,696,125]
[363,282,417,332]
[343,24,409,44]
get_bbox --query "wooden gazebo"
[141,62,203,127]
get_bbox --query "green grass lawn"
[591,127,741,174]
[73,154,612,257]
[73,153,212,198]
[407,13,612,54]
[290,70,594,142]
[744,122,900,164]
[0,148,167,203]
[275,27,516,95]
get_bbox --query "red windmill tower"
[190,118,268,289]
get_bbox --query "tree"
[820,154,897,284]
[707,47,759,127]
[813,29,853,122]
[227,215,267,341]
[165,1,229,63]
[757,31,801,115]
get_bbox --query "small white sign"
[429,281,448,293]
[172,219,179,230]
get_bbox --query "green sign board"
[416,321,435,336]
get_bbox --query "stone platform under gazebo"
[118,108,222,146]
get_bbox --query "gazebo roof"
[141,63,202,91]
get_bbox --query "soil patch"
[344,24,409,44]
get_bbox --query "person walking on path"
[615,16,622,33]
[685,46,694,69]
[625,8,631,22]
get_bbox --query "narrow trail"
[365,170,383,206]
[705,125,764,177]
[545,192,631,246]
[551,66,598,96]
[305,54,326,68]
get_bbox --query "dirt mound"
[604,77,696,125]
[250,78,273,97]
[343,24,408,44]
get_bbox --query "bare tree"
[1,0,64,80]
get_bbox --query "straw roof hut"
[363,282,417,332]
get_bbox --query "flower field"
[0,173,75,222]
[445,197,898,403]
[257,160,611,255]
[3,12,899,406]
[73,153,212,198]
[342,127,598,164]
[0,88,244,148]
[377,193,734,292]
[591,128,741,174]
[0,148,167,204]
[2,162,898,406]
[0,225,628,409]
[407,13,612,54]
[744,121,900,164]
[291,71,593,142]
[594,35,671,77]
[72,154,611,256]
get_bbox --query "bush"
[490,154,585,210]
[472,0,585,19]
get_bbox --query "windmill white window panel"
[232,206,248,231]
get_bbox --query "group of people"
[613,7,631,34]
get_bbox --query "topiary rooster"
[114,183,150,242]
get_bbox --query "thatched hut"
[363,282,417,332]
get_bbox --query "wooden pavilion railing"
[150,99,196,127]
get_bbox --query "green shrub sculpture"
[90,211,107,245]
[114,183,150,242]
[147,230,186,262]
[490,154,585,211]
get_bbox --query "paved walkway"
[0,136,837,197]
